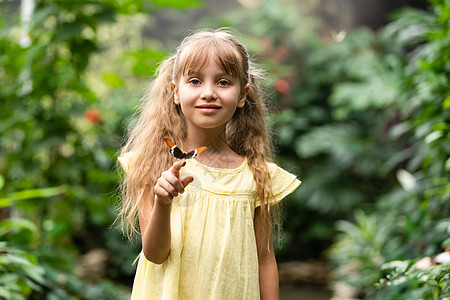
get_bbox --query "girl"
[118,29,301,299]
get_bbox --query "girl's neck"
[184,127,244,169]
[184,127,225,150]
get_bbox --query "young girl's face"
[173,57,249,133]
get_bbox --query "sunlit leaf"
[151,0,203,9]
[125,49,168,76]
[0,186,66,208]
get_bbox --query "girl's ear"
[238,83,250,108]
[172,81,180,104]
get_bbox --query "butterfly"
[165,138,207,159]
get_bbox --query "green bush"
[327,1,450,298]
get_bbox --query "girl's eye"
[217,80,230,86]
[189,79,201,85]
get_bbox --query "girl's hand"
[153,161,193,205]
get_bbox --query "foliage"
[0,242,46,300]
[0,0,200,298]
[0,178,130,299]
[373,261,450,299]
[0,231,131,300]
[327,1,450,297]
[327,211,398,289]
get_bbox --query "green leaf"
[0,186,66,208]
[125,49,167,76]
[296,123,363,166]
[0,287,11,300]
[151,0,203,9]
[102,72,124,88]
[0,218,38,244]
[443,94,450,109]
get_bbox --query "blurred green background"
[0,0,449,299]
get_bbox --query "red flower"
[84,108,102,124]
[274,79,290,94]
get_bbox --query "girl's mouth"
[196,105,221,113]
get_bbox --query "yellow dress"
[118,155,301,300]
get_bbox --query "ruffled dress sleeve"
[255,162,301,207]
[118,152,133,174]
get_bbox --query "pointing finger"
[170,160,186,177]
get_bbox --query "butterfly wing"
[165,138,207,159]
[165,138,184,159]
[165,138,176,148]
[196,146,207,155]
[184,146,207,159]
[184,150,195,159]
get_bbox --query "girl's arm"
[139,161,193,264]
[254,207,279,300]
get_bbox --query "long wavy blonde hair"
[119,29,278,239]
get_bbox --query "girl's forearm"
[255,206,280,299]
[141,198,172,264]
[259,256,279,300]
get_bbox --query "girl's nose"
[201,82,217,100]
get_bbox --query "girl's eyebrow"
[185,71,234,78]
[186,72,201,77]
[183,70,201,77]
